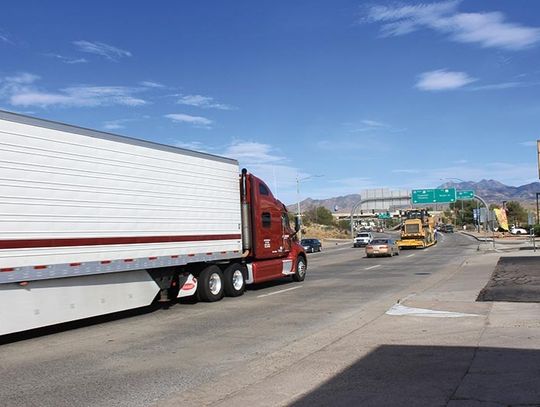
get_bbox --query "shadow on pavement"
[290,344,540,407]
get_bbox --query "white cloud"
[46,54,88,64]
[174,140,208,152]
[102,119,137,130]
[103,121,125,130]
[342,119,405,133]
[519,141,537,147]
[177,94,235,110]
[11,86,147,108]
[0,73,40,100]
[363,1,540,50]
[1,72,40,86]
[469,81,540,91]
[416,69,476,91]
[1,73,148,108]
[140,81,165,88]
[361,119,387,127]
[392,169,420,174]
[0,33,10,43]
[165,113,213,128]
[73,40,132,61]
[223,141,285,164]
[221,141,302,199]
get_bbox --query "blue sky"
[1,1,540,205]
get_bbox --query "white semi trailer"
[0,111,306,335]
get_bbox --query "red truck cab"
[241,170,306,284]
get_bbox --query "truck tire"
[292,256,307,282]
[197,265,224,302]
[223,263,246,297]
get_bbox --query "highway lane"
[0,232,478,407]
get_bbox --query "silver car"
[366,238,400,258]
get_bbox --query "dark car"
[301,238,322,253]
[442,224,454,233]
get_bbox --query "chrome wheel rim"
[209,272,222,295]
[232,270,244,291]
[298,260,306,277]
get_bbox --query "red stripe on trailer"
[187,254,195,257]
[206,252,213,255]
[171,255,179,258]
[149,257,158,260]
[0,268,14,272]
[0,234,242,250]
[101,260,111,264]
[34,265,47,270]
[124,259,134,262]
[220,251,227,254]
[70,263,81,267]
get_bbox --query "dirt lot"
[477,256,540,302]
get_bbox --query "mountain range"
[289,180,540,213]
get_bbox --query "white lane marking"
[365,265,381,270]
[406,254,416,258]
[257,285,303,298]
[386,303,481,318]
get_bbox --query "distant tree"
[450,201,477,226]
[305,206,334,226]
[505,201,527,226]
[287,212,296,224]
[337,219,350,231]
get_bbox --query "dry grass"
[301,224,350,240]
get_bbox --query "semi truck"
[397,209,436,249]
[0,110,306,335]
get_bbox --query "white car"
[353,232,373,247]
[510,226,528,235]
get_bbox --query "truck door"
[250,179,283,259]
[281,212,292,253]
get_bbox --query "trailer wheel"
[292,256,307,282]
[198,265,224,302]
[223,263,246,297]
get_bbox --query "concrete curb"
[459,231,492,242]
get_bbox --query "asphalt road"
[0,232,479,407]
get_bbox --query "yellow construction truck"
[397,209,436,249]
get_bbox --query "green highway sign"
[435,188,456,203]
[411,188,456,204]
[377,213,391,219]
[411,189,435,204]
[456,190,475,200]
